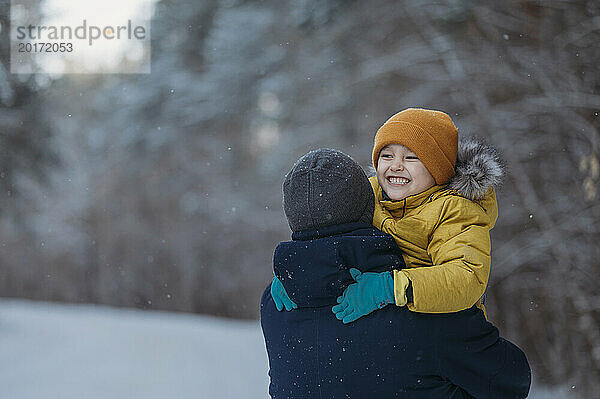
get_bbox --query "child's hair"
[372,108,459,185]
[282,148,374,232]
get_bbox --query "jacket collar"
[291,221,374,241]
[377,183,447,212]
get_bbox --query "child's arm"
[378,196,492,313]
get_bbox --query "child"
[261,148,530,398]
[332,107,504,323]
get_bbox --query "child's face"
[376,144,435,201]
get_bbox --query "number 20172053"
[18,42,73,52]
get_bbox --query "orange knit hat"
[372,108,459,185]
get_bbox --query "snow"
[0,299,269,399]
[0,299,568,399]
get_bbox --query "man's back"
[262,288,484,398]
[260,222,530,398]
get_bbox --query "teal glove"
[271,275,297,311]
[332,268,395,324]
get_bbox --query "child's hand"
[270,275,298,311]
[332,268,395,324]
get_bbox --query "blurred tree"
[0,0,56,219]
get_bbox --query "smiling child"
[331,108,504,322]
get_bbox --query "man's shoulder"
[337,226,406,270]
[337,225,402,247]
[276,224,390,251]
[342,224,389,237]
[290,222,388,241]
[280,223,402,266]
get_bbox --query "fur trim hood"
[448,137,505,201]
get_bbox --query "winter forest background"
[0,0,599,397]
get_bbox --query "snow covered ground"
[0,299,269,399]
[0,299,569,399]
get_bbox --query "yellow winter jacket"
[369,175,498,314]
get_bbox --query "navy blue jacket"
[260,222,531,398]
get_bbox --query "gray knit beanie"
[282,148,374,232]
